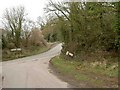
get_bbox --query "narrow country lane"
[1,43,72,88]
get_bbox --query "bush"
[7,43,15,49]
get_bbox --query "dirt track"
[1,43,72,88]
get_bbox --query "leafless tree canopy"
[3,6,25,47]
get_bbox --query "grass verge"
[50,56,118,88]
[2,43,55,61]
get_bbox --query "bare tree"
[3,6,26,48]
[37,16,46,30]
[30,28,47,46]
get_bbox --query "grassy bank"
[2,43,55,61]
[50,56,118,88]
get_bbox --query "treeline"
[43,1,120,61]
[1,6,48,60]
[2,6,47,49]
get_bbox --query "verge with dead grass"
[50,56,118,88]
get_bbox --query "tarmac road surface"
[1,43,72,88]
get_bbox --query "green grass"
[51,56,118,88]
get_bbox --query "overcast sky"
[0,0,118,27]
[0,0,53,27]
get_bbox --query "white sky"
[0,0,51,28]
[0,0,118,27]
[0,0,64,28]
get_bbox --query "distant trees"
[37,16,46,30]
[2,6,49,60]
[41,17,62,42]
[2,6,47,49]
[30,28,47,46]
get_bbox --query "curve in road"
[2,43,72,88]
